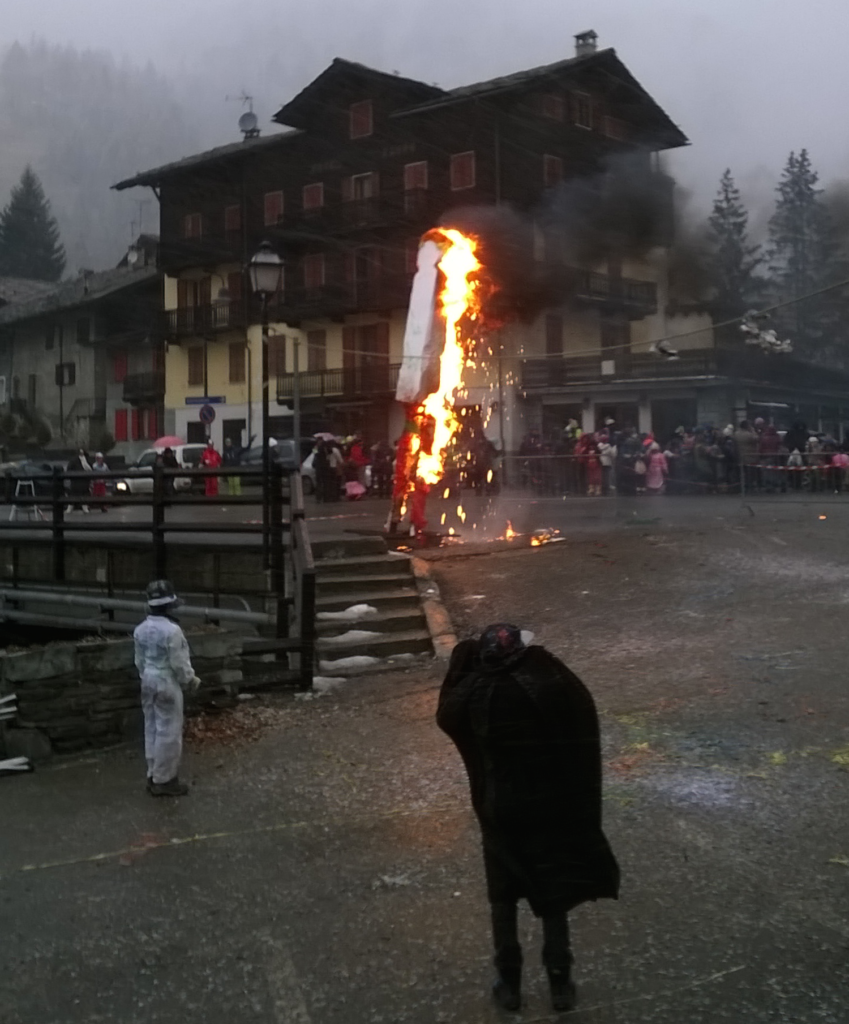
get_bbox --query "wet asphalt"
[2,493,849,1022]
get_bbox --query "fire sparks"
[502,520,518,541]
[530,528,564,546]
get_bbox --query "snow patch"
[295,676,347,700]
[319,655,380,672]
[323,629,382,644]
[317,604,379,622]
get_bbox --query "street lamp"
[249,241,284,564]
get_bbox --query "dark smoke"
[439,154,686,324]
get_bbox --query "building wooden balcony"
[161,300,249,340]
[122,371,165,403]
[571,271,658,316]
[276,363,401,402]
[520,348,849,392]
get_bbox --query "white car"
[114,444,207,495]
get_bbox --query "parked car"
[113,444,206,495]
[239,438,317,493]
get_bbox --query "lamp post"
[249,241,284,565]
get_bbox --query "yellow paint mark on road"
[768,752,787,766]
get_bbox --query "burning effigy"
[387,228,485,538]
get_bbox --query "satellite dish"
[238,110,259,138]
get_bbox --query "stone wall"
[0,630,287,758]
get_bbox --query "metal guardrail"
[0,462,316,689]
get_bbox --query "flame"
[415,228,481,485]
[503,520,518,541]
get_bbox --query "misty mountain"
[0,40,202,272]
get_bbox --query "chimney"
[575,30,598,57]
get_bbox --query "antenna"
[227,92,260,139]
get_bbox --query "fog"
[3,0,849,268]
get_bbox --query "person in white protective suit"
[134,579,201,797]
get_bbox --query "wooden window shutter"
[229,342,246,383]
[374,321,389,359]
[114,408,128,442]
[342,325,357,370]
[341,176,353,202]
[131,408,141,441]
[227,272,243,302]
[199,277,212,305]
[177,279,189,308]
[113,350,128,383]
[349,100,373,139]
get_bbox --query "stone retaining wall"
[0,631,288,759]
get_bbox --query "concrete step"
[314,554,413,577]
[317,627,433,663]
[315,587,420,613]
[316,572,415,594]
[312,536,388,561]
[317,606,426,637]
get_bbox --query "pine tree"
[766,150,838,359]
[706,169,763,316]
[0,166,66,281]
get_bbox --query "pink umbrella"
[153,435,186,449]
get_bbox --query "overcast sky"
[6,0,849,222]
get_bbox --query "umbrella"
[153,435,186,449]
[313,432,336,441]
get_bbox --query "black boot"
[547,966,577,1013]
[490,901,522,1010]
[542,911,576,1012]
[492,967,521,1011]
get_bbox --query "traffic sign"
[199,404,216,425]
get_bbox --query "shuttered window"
[229,343,246,383]
[450,152,475,191]
[224,204,241,234]
[307,330,327,372]
[302,183,324,209]
[268,337,286,378]
[113,350,128,383]
[182,213,203,238]
[264,191,284,226]
[303,253,325,291]
[572,92,593,129]
[114,408,128,442]
[541,94,565,120]
[227,272,243,302]
[404,161,428,191]
[349,100,373,139]
[187,347,204,386]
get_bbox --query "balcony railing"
[162,301,248,340]
[572,271,658,314]
[277,363,401,402]
[123,371,165,403]
[520,348,849,392]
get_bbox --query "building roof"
[272,57,445,128]
[112,130,300,191]
[114,47,686,191]
[396,48,688,147]
[0,277,55,307]
[0,265,158,327]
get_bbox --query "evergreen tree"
[0,166,66,281]
[766,150,839,359]
[706,169,762,316]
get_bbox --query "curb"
[411,557,457,660]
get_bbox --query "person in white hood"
[134,579,200,796]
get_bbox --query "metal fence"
[0,463,316,689]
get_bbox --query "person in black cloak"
[436,624,619,1013]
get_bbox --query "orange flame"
[415,228,481,485]
[503,520,518,541]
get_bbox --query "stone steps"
[311,535,433,675]
[317,606,425,637]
